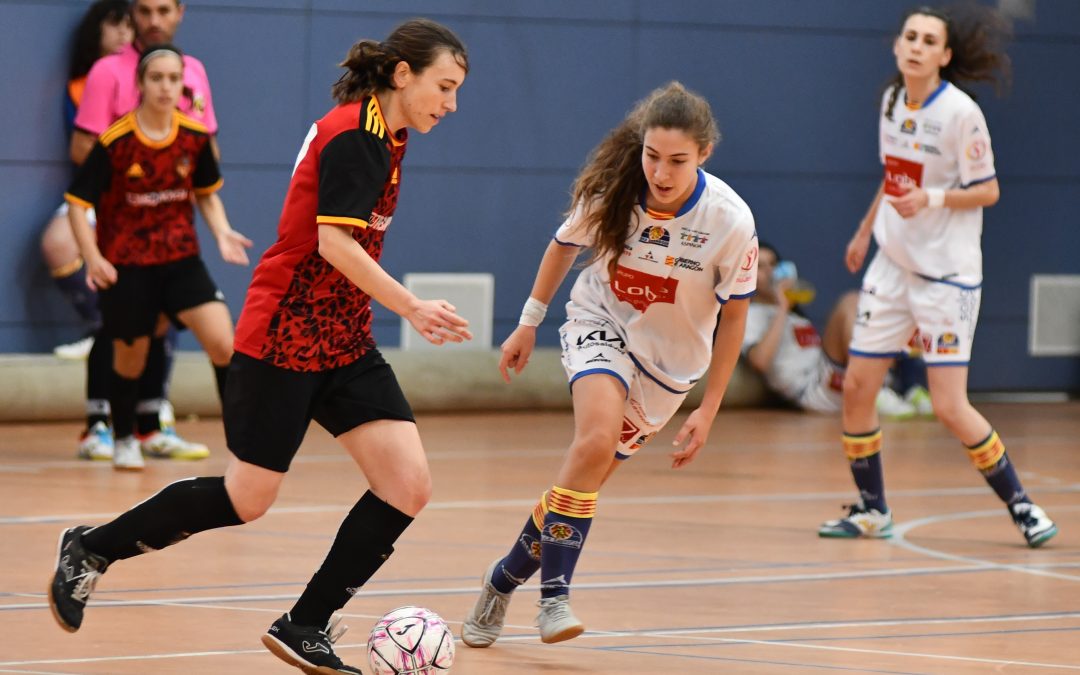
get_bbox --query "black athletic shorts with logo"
[98,255,223,341]
[223,349,415,473]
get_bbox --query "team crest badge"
[639,225,670,247]
[175,156,191,178]
[936,332,960,354]
[541,522,583,549]
[900,119,917,134]
[192,92,206,115]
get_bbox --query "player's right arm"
[846,180,884,274]
[64,143,115,288]
[499,240,580,381]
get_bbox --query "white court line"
[0,561,1055,614]
[4,484,1080,525]
[889,506,1080,582]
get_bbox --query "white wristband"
[926,188,945,209]
[519,297,548,327]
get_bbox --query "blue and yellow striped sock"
[844,429,887,513]
[490,491,547,594]
[967,430,1028,505]
[539,485,597,599]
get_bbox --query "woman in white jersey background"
[743,241,923,418]
[819,4,1057,547]
[460,81,758,648]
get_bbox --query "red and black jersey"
[65,111,222,266]
[234,96,408,372]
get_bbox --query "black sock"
[213,364,229,404]
[136,337,168,435]
[110,370,140,439]
[163,325,178,396]
[53,262,101,326]
[86,334,112,429]
[82,476,243,562]
[289,491,414,628]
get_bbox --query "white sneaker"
[461,560,514,648]
[875,387,916,420]
[139,428,210,460]
[819,502,893,538]
[112,436,144,471]
[77,422,113,461]
[53,335,94,361]
[905,385,934,417]
[1009,502,1058,548]
[536,595,584,644]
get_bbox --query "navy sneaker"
[262,613,362,674]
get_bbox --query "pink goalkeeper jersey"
[74,43,217,136]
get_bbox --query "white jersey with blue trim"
[554,169,758,388]
[875,80,995,282]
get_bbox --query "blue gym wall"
[2,0,1078,391]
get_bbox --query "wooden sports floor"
[1,403,1078,674]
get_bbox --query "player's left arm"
[670,297,750,469]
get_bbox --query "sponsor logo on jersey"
[611,265,678,311]
[884,155,923,196]
[913,142,941,155]
[793,324,821,347]
[923,119,943,135]
[965,139,987,160]
[639,225,670,247]
[680,229,709,248]
[126,163,144,178]
[639,249,660,263]
[936,332,960,354]
[126,189,189,207]
[900,118,917,134]
[665,255,704,271]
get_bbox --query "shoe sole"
[461,559,506,648]
[818,527,893,539]
[540,623,585,644]
[47,529,78,633]
[112,464,145,472]
[1027,524,1059,548]
[261,633,344,675]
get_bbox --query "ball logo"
[611,265,678,312]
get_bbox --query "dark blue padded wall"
[1,0,1077,391]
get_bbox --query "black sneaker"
[261,613,362,674]
[48,525,109,632]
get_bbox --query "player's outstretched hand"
[86,254,118,290]
[407,299,472,346]
[669,407,716,469]
[217,229,254,266]
[845,229,872,275]
[498,325,537,383]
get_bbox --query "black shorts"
[223,349,415,473]
[98,256,223,341]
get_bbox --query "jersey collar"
[904,80,949,111]
[639,168,706,220]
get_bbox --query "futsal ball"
[367,606,455,674]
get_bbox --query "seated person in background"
[742,242,928,417]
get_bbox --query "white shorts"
[559,315,688,459]
[53,202,97,227]
[851,252,981,366]
[795,354,844,413]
